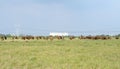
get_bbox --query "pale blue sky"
[0,0,120,35]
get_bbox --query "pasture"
[0,39,120,69]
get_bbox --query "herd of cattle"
[0,35,119,41]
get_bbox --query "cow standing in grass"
[36,36,42,40]
[56,36,64,40]
[0,36,7,41]
[69,36,75,40]
[115,37,119,39]
[49,36,54,41]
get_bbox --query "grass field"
[0,39,120,69]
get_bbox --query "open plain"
[0,38,120,69]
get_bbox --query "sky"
[0,0,120,35]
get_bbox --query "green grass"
[0,39,120,69]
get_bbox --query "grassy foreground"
[0,39,120,69]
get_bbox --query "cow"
[55,36,64,40]
[0,36,7,41]
[115,37,119,39]
[69,36,75,40]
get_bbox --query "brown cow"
[0,36,7,41]
[69,36,75,40]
